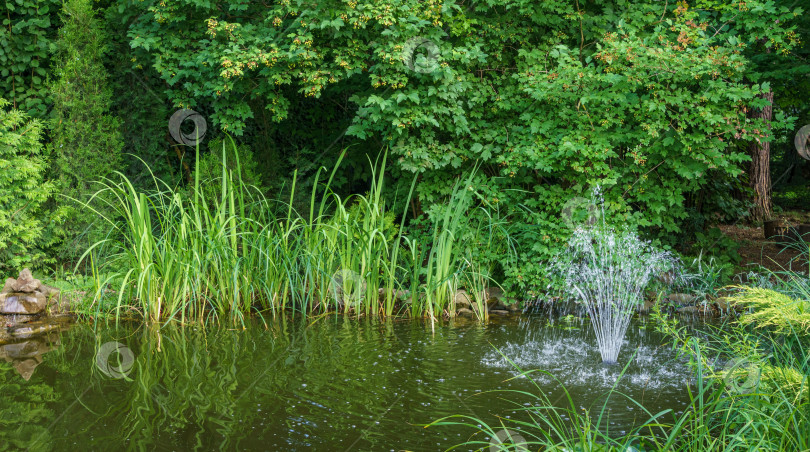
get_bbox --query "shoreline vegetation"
[5,148,810,450]
[75,146,514,325]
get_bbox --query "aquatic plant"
[77,144,511,324]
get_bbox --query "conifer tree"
[49,0,123,259]
[0,99,53,270]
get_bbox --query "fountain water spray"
[556,194,676,364]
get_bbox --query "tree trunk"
[748,89,773,222]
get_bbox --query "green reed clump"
[78,146,511,324]
[78,143,266,323]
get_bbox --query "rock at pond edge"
[456,308,474,317]
[454,290,472,309]
[10,268,41,293]
[0,292,47,315]
[479,287,504,309]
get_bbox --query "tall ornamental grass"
[78,145,511,324]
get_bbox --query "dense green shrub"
[774,183,810,210]
[0,0,803,291]
[0,0,61,119]
[48,0,123,260]
[689,227,742,280]
[734,287,810,334]
[0,98,53,270]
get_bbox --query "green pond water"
[1,314,696,451]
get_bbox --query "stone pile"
[453,287,521,318]
[638,291,743,317]
[0,269,59,315]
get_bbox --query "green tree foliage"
[49,0,123,259]
[0,98,53,271]
[120,0,805,293]
[0,0,60,119]
[102,3,179,188]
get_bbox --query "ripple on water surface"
[0,314,695,451]
[483,324,691,391]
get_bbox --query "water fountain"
[556,202,676,364]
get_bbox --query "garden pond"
[0,314,702,451]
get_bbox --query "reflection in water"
[0,315,696,451]
[0,337,61,380]
[0,315,72,381]
[0,316,71,452]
